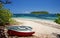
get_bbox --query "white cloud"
[22,11,31,14]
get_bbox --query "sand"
[8,18,60,38]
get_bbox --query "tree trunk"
[0,26,8,38]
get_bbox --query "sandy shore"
[11,18,60,38]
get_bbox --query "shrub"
[9,19,22,25]
[54,13,60,24]
[56,13,60,16]
[0,8,12,26]
[55,17,60,24]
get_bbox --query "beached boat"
[7,26,35,36]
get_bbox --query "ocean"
[13,14,57,20]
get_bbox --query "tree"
[0,0,12,38]
[0,0,11,4]
[0,0,12,25]
[31,11,49,14]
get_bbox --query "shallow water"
[13,14,57,21]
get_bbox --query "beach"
[9,18,60,38]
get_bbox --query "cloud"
[24,11,30,14]
[22,11,31,14]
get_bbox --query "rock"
[57,34,60,38]
[0,26,8,38]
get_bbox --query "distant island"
[31,11,49,14]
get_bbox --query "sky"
[4,0,60,14]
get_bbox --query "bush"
[55,17,60,24]
[56,13,60,16]
[0,9,12,26]
[54,13,60,24]
[9,19,23,25]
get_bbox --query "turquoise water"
[13,14,57,21]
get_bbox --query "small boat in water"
[7,26,35,36]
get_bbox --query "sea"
[13,14,57,21]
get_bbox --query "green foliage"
[55,13,60,24]
[31,11,49,14]
[56,13,60,17]
[0,8,12,26]
[55,17,60,24]
[0,3,3,9]
[9,19,17,25]
[9,19,22,25]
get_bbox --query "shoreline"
[12,17,54,21]
[13,17,58,25]
[12,18,60,38]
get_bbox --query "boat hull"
[7,30,35,36]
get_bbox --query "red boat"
[7,26,35,36]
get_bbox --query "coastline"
[12,17,60,38]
